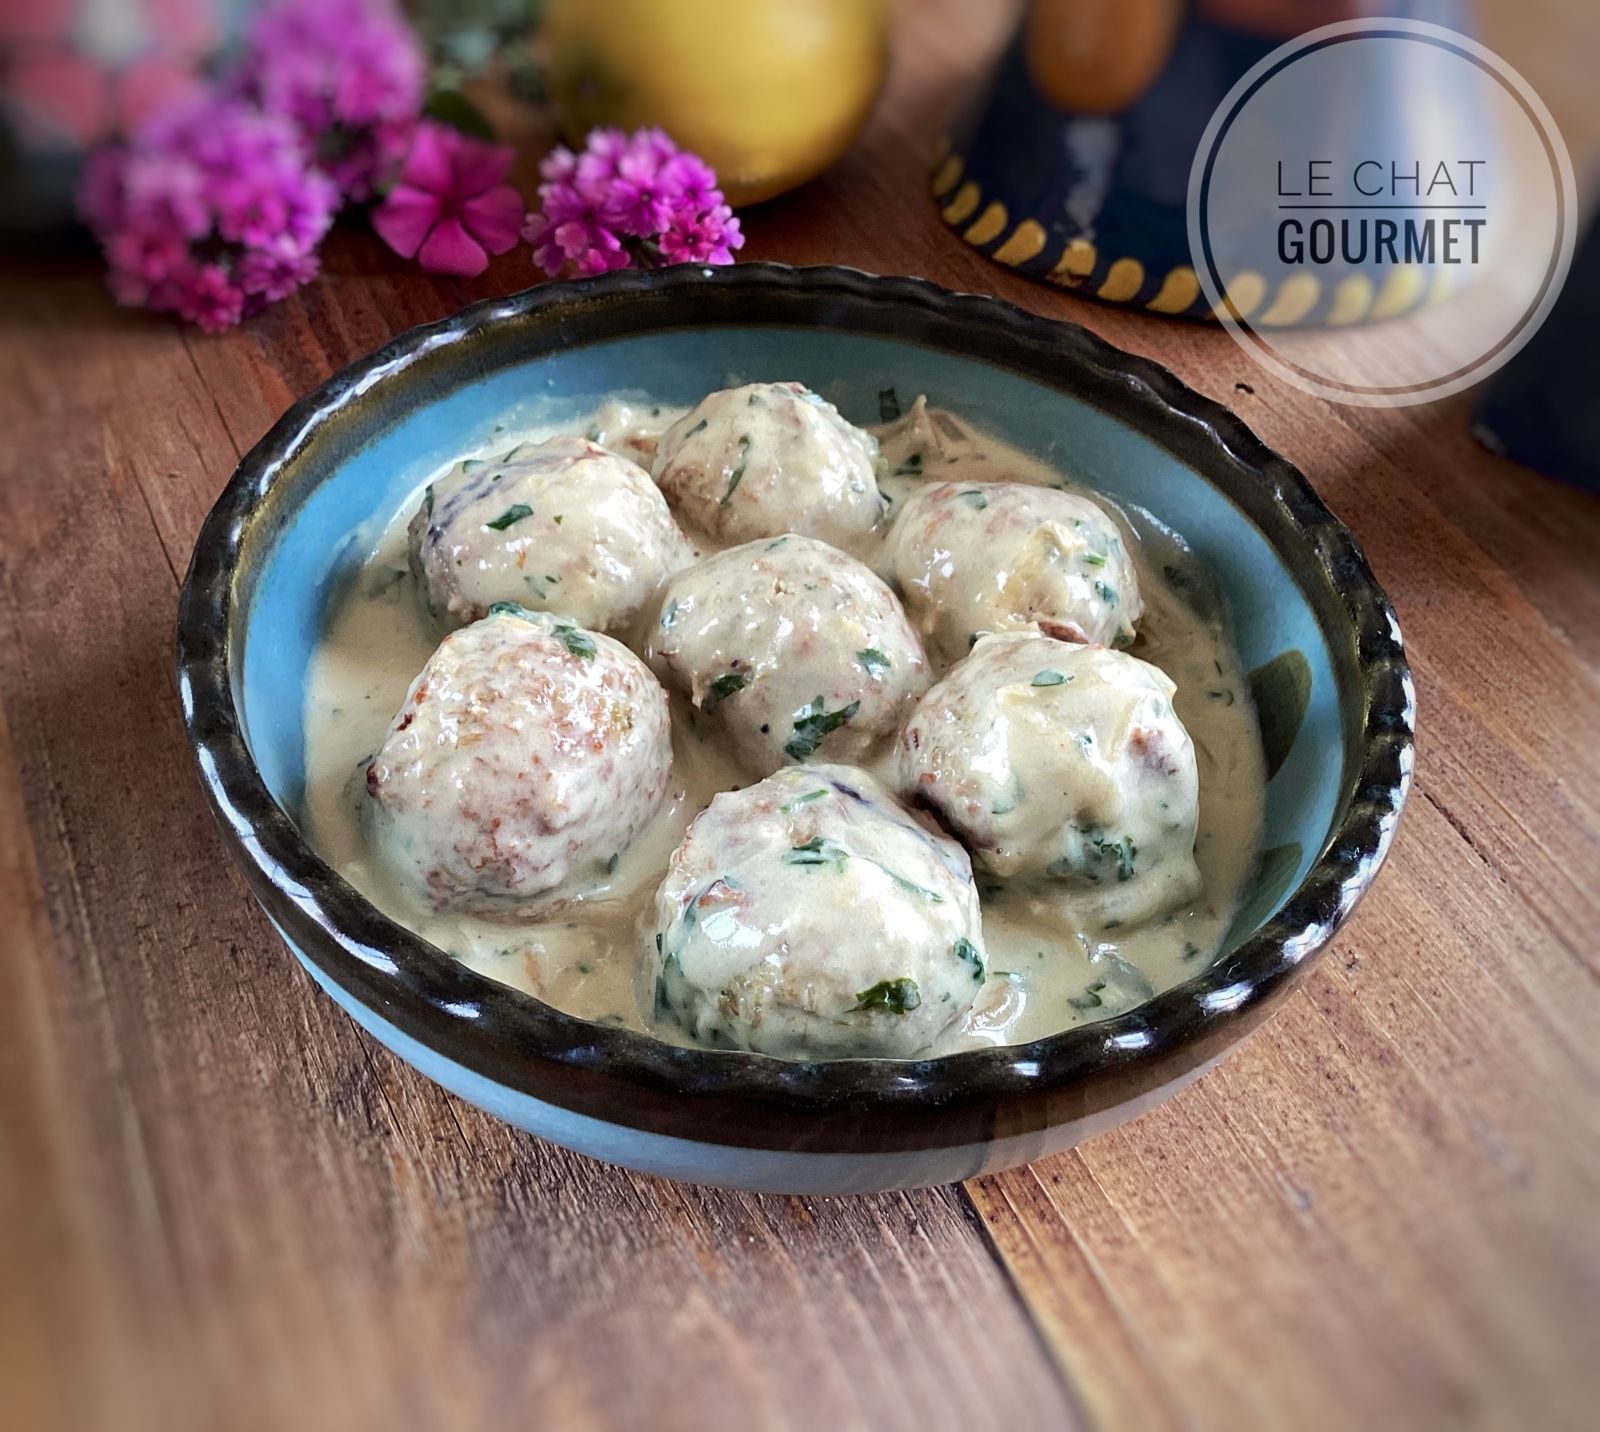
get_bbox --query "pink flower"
[372,122,526,278]
[521,126,743,280]
[237,242,321,303]
[231,0,425,203]
[172,262,247,333]
[76,87,336,331]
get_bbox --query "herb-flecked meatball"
[651,765,988,1058]
[409,435,690,635]
[886,480,1142,664]
[896,633,1200,927]
[651,381,887,550]
[364,606,673,917]
[644,534,931,778]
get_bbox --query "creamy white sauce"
[301,395,1266,1054]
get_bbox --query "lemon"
[544,0,890,206]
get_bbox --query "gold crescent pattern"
[930,141,1443,325]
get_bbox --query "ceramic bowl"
[176,263,1413,1194]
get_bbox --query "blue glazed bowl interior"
[240,325,1342,970]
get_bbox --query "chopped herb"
[868,860,945,903]
[686,417,708,437]
[784,696,860,760]
[1083,551,1107,567]
[1113,628,1135,649]
[893,453,924,476]
[500,442,533,462]
[1093,834,1137,881]
[958,489,989,510]
[721,434,750,504]
[661,598,680,628]
[857,648,891,677]
[953,937,984,982]
[747,392,760,406]
[784,836,848,867]
[1094,579,1119,607]
[1031,669,1067,687]
[779,788,829,812]
[1068,979,1107,1012]
[1182,942,1203,961]
[461,458,487,475]
[487,601,531,619]
[556,625,597,660]
[766,536,789,551]
[605,853,619,874]
[553,514,563,525]
[706,671,747,705]
[878,387,901,422]
[1208,688,1236,706]
[487,503,533,531]
[423,484,435,516]
[852,977,920,1014]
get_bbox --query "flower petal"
[459,184,526,255]
[398,121,457,195]
[371,185,439,259]
[450,138,515,200]
[417,214,488,276]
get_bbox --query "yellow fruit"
[543,0,890,206]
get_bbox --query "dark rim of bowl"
[176,262,1414,1154]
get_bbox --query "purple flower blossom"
[75,88,338,332]
[522,127,743,280]
[372,122,525,278]
[231,0,425,204]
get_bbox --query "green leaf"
[857,648,891,677]
[779,788,829,812]
[783,836,848,867]
[706,671,746,705]
[953,937,984,982]
[487,601,532,619]
[422,87,495,141]
[1083,551,1107,567]
[783,696,860,761]
[1068,979,1107,1012]
[721,434,751,505]
[852,978,920,1014]
[1031,669,1067,687]
[486,503,533,531]
[557,625,597,660]
[958,489,988,510]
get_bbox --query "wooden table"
[3,4,1597,1429]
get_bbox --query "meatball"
[409,435,689,635]
[644,534,931,777]
[651,382,887,549]
[651,765,988,1058]
[363,605,673,917]
[896,633,1200,927]
[886,480,1142,664]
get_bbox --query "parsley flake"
[784,696,860,760]
[852,978,920,1014]
[486,503,533,531]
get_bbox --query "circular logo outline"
[1185,18,1577,408]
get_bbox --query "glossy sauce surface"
[302,396,1267,1054]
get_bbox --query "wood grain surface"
[2,3,1597,1429]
